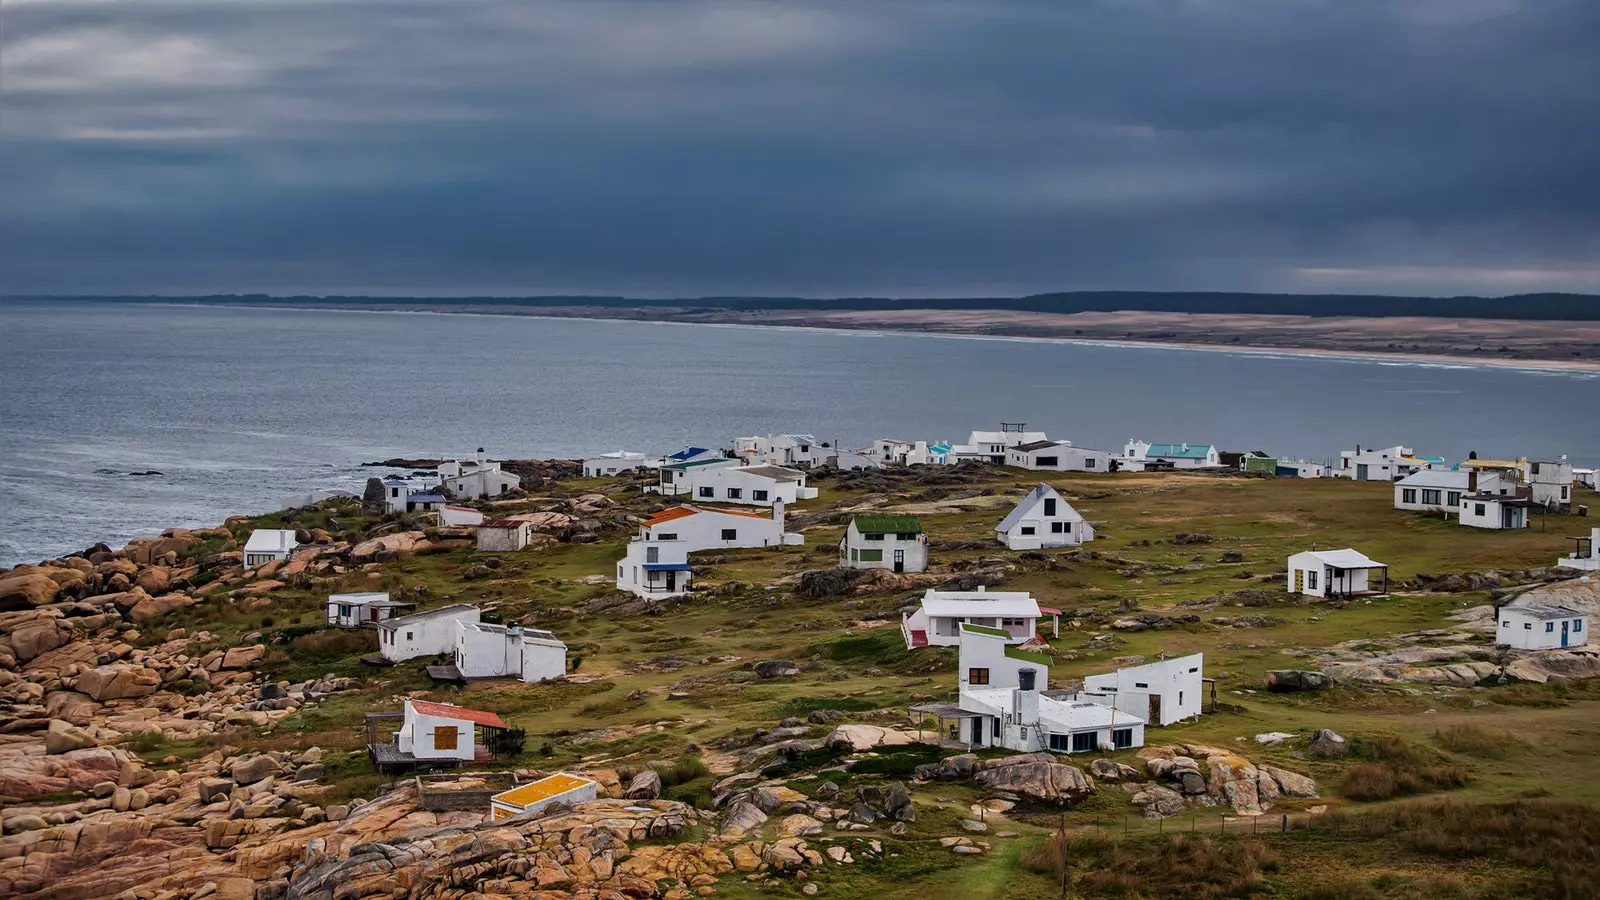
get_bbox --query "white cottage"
[1461,490,1531,529]
[395,699,506,762]
[477,519,536,552]
[1286,548,1389,598]
[243,529,299,569]
[1005,440,1113,473]
[995,483,1095,550]
[912,624,1142,754]
[655,459,817,506]
[1123,441,1221,470]
[438,455,521,500]
[1073,653,1204,727]
[950,424,1048,465]
[839,516,928,573]
[377,604,481,662]
[1525,459,1575,510]
[901,586,1055,649]
[617,540,693,599]
[1335,445,1436,481]
[327,592,414,628]
[583,451,656,478]
[733,433,825,468]
[454,621,568,682]
[615,503,799,599]
[1394,469,1475,515]
[440,505,485,527]
[490,773,599,821]
[1496,604,1588,650]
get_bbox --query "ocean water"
[1,300,1597,566]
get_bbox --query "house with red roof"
[392,698,508,764]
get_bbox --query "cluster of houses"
[324,596,570,684]
[1384,453,1579,528]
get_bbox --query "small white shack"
[1072,653,1205,727]
[454,621,568,682]
[902,586,1054,649]
[395,699,506,762]
[1287,549,1389,598]
[478,520,536,552]
[243,529,299,569]
[1461,490,1531,530]
[840,515,928,573]
[1005,440,1113,473]
[327,592,414,628]
[1496,604,1588,651]
[490,773,599,821]
[583,452,656,478]
[377,604,481,662]
[440,505,486,527]
[995,483,1095,550]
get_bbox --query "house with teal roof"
[1123,439,1221,469]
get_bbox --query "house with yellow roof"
[489,772,598,821]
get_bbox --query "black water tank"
[1018,668,1037,691]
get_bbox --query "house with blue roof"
[1122,439,1221,470]
[665,446,719,465]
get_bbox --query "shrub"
[1433,723,1527,759]
[1341,734,1472,802]
[289,629,377,658]
[1022,833,1276,898]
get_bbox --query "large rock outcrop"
[972,753,1093,805]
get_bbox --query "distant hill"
[9,291,1600,321]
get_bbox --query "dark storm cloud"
[2,0,1598,296]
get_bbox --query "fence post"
[1281,814,1287,835]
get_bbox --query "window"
[726,488,742,499]
[1502,620,1511,627]
[1421,489,1441,505]
[1071,732,1097,753]
[1112,728,1134,749]
[1524,623,1532,630]
[1576,620,1585,633]
[968,668,990,685]
[859,549,883,562]
[338,604,352,616]
[1002,617,1026,626]
[1178,691,1184,706]
[1037,456,1059,467]
[434,725,458,751]
[1307,571,1318,590]
[656,532,677,541]
[618,565,624,579]
[850,549,859,562]
[1085,458,1096,468]
[721,528,738,540]
[405,631,414,641]
[1188,666,1198,673]
[1134,682,1148,689]
[646,546,660,563]
[896,532,917,540]
[1049,733,1070,751]
[1401,489,1417,504]
[1044,498,1057,516]
[752,490,769,501]
[1475,503,1487,516]
[1447,491,1461,506]
[390,487,400,498]
[1547,623,1555,633]
[1562,486,1570,500]
[1049,522,1064,533]
[699,487,714,499]
[864,533,884,541]
[1020,526,1036,536]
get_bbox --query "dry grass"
[1341,735,1472,802]
[1022,833,1277,898]
[1433,722,1528,759]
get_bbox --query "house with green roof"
[840,515,927,573]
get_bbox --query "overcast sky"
[2,0,1597,298]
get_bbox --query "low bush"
[1341,734,1472,801]
[848,743,946,777]
[1022,833,1277,898]
[1433,723,1527,759]
[289,629,376,658]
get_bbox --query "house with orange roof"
[369,698,511,770]
[490,772,599,820]
[615,502,802,599]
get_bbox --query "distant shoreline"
[110,298,1600,376]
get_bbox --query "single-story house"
[840,515,927,573]
[1575,467,1597,490]
[1394,469,1473,515]
[1496,604,1588,651]
[1286,548,1389,598]
[733,433,825,468]
[440,505,485,527]
[1461,491,1531,530]
[1275,459,1329,478]
[478,520,536,552]
[1005,440,1113,473]
[490,773,599,821]
[995,483,1095,550]
[1072,653,1205,727]
[243,529,299,569]
[1558,528,1600,572]
[395,699,506,762]
[583,451,656,478]
[637,503,797,550]
[454,621,568,682]
[664,446,719,465]
[901,586,1055,649]
[377,604,481,663]
[327,592,414,628]
[911,623,1142,754]
[1126,441,1221,469]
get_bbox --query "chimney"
[1468,470,1478,492]
[773,498,785,534]
[1014,668,1041,726]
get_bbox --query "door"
[1357,464,1369,480]
[1293,569,1304,593]
[1563,621,1570,647]
[665,571,677,591]
[893,550,905,573]
[971,716,985,745]
[1148,694,1162,726]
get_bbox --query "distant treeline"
[10,291,1600,321]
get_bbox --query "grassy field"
[191,469,1600,898]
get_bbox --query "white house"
[1275,459,1330,478]
[916,623,1142,754]
[1005,440,1113,473]
[617,539,692,599]
[1072,653,1204,727]
[1123,441,1221,470]
[904,442,953,466]
[490,773,599,821]
[901,586,1053,649]
[583,451,656,478]
[454,620,568,682]
[1496,604,1588,651]
[655,459,817,506]
[1525,459,1575,510]
[1558,528,1600,572]
[995,483,1095,550]
[440,505,485,527]
[242,529,299,569]
[382,479,448,515]
[871,439,914,465]
[377,604,481,663]
[637,503,798,550]
[839,515,928,573]
[663,446,719,466]
[1334,445,1438,481]
[1394,469,1475,515]
[327,592,414,628]
[733,433,825,468]
[395,699,506,762]
[1461,490,1531,530]
[825,449,883,471]
[1287,548,1389,598]
[438,454,521,500]
[950,424,1048,465]
[478,519,536,552]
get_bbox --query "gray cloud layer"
[2,0,1598,297]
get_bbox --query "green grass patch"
[768,696,882,719]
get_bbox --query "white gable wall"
[1078,653,1204,727]
[397,705,476,761]
[1497,609,1588,650]
[379,607,481,662]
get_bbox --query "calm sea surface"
[2,300,1597,566]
